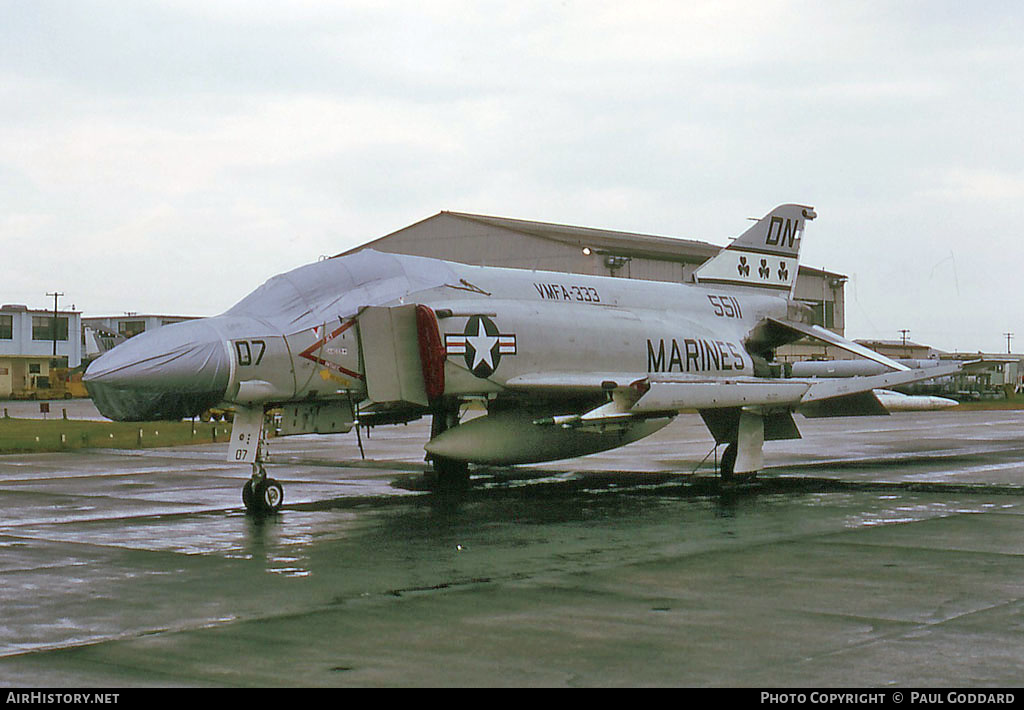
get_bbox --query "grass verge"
[0,417,234,454]
[951,395,1024,411]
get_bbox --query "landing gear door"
[228,406,264,464]
[358,305,429,407]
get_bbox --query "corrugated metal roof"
[338,210,846,278]
[442,211,719,263]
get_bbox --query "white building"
[83,314,196,341]
[0,304,82,398]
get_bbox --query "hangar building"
[340,211,848,361]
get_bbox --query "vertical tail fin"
[693,204,816,295]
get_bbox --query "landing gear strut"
[233,409,283,514]
[428,407,470,489]
[431,456,469,488]
[228,407,284,512]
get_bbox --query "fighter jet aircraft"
[84,204,960,513]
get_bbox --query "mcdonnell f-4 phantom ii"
[84,204,960,513]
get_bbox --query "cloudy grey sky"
[3,1,1022,352]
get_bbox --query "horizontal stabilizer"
[767,318,909,371]
[791,359,937,378]
[799,363,961,404]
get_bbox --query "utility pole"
[899,329,910,358]
[46,291,63,357]
[1004,332,1014,355]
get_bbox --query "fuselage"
[85,249,796,421]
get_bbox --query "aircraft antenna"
[347,389,365,459]
[690,445,719,476]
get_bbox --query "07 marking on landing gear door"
[228,407,264,463]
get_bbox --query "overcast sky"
[3,1,1023,352]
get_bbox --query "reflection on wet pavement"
[0,410,1022,685]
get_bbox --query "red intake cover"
[415,305,446,400]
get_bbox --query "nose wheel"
[243,464,284,514]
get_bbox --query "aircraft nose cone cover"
[84,320,230,421]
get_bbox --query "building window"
[29,363,41,374]
[32,316,68,341]
[0,315,11,340]
[806,300,835,329]
[119,321,146,338]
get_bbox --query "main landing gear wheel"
[243,475,284,514]
[719,442,737,482]
[719,442,757,485]
[431,456,470,490]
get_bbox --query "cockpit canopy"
[225,249,456,335]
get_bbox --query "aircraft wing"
[515,362,961,428]
[634,362,960,413]
[630,377,810,413]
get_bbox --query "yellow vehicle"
[200,407,234,423]
[11,367,84,400]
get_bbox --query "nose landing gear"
[243,463,284,514]
[230,406,284,514]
